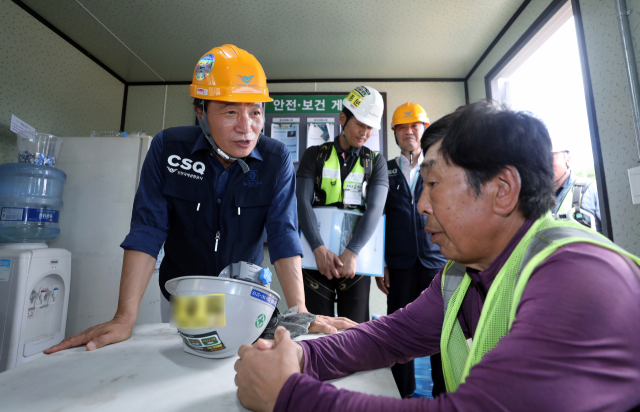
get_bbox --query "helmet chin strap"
[341,116,358,151]
[196,102,251,173]
[555,170,568,186]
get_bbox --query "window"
[486,0,610,236]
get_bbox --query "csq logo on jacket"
[388,168,398,176]
[167,155,205,180]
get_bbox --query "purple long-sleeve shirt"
[275,221,640,412]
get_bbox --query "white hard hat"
[165,276,280,359]
[343,86,384,129]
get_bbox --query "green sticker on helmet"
[195,54,215,81]
[255,313,266,328]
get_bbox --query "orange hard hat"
[190,44,273,103]
[391,102,430,130]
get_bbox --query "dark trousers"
[302,269,371,323]
[387,260,446,398]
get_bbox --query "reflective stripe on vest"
[320,146,366,206]
[440,213,640,392]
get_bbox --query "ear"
[492,165,521,216]
[339,112,346,128]
[565,152,572,169]
[194,105,204,122]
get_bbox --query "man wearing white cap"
[296,86,389,323]
[551,146,601,233]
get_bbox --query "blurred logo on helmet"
[237,75,255,83]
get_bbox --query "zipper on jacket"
[214,231,220,252]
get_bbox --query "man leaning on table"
[44,44,354,355]
[234,101,640,412]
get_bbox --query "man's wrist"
[113,311,137,327]
[345,247,358,258]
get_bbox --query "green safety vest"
[313,143,375,209]
[439,212,640,392]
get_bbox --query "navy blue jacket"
[121,126,303,300]
[384,158,447,270]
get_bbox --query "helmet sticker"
[178,331,226,352]
[196,88,208,96]
[236,75,255,83]
[346,90,364,108]
[195,53,215,81]
[255,313,266,328]
[171,293,225,329]
[345,86,372,108]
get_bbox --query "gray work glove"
[260,306,316,339]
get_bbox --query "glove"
[260,306,316,339]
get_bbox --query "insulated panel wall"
[124,86,165,138]
[0,0,124,164]
[578,0,640,254]
[164,85,193,130]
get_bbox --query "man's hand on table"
[235,327,303,412]
[43,316,134,354]
[308,314,358,334]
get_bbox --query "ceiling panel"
[20,0,162,81]
[21,0,525,82]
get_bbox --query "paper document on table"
[300,207,385,277]
[270,123,299,161]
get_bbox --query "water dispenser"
[0,131,71,373]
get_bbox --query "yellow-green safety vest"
[316,144,376,208]
[439,212,640,392]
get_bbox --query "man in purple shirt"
[234,102,640,412]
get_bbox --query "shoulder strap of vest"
[443,262,466,313]
[571,178,593,210]
[315,143,334,194]
[517,226,609,281]
[359,146,375,185]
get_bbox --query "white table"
[0,324,400,411]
